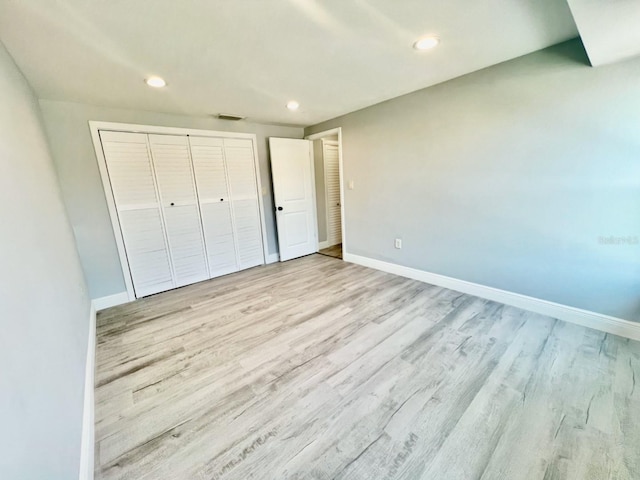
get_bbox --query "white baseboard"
[318,241,330,250]
[92,291,130,311]
[266,253,280,264]
[344,253,640,341]
[79,303,96,480]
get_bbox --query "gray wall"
[39,100,303,299]
[307,40,640,321]
[0,42,90,478]
[313,139,328,243]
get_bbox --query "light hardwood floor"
[318,243,342,259]
[95,254,640,480]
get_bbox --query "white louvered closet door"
[189,136,239,278]
[100,131,175,297]
[323,141,342,246]
[224,138,265,269]
[148,134,209,287]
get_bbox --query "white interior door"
[99,131,175,297]
[224,138,265,269]
[269,138,318,261]
[148,134,209,287]
[189,136,239,278]
[323,141,342,247]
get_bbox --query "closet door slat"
[189,136,239,278]
[224,138,264,269]
[148,134,209,287]
[100,131,174,297]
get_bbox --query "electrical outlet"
[395,238,402,249]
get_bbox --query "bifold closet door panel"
[148,134,209,287]
[224,138,265,269]
[99,131,174,297]
[189,136,238,278]
[324,142,342,246]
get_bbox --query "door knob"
[277,206,283,211]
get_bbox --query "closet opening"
[306,129,344,260]
[90,121,270,301]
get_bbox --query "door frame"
[89,121,270,301]
[305,127,346,256]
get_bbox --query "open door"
[269,138,318,261]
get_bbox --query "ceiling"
[0,0,582,126]
[566,0,640,67]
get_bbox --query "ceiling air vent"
[217,113,245,121]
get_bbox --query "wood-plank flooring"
[318,243,342,259]
[95,254,640,480]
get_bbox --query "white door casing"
[269,138,318,262]
[92,122,270,300]
[305,127,346,259]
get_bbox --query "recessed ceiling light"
[145,76,166,88]
[413,36,440,51]
[286,100,300,111]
